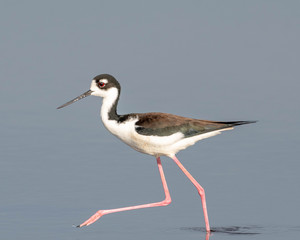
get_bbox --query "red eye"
[98,82,105,88]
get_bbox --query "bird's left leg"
[77,157,171,227]
[171,155,210,233]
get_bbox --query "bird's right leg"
[77,157,171,227]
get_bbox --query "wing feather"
[133,112,252,137]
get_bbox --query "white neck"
[100,87,120,123]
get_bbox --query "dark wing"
[134,112,255,137]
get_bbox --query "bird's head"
[57,74,120,109]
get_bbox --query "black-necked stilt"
[57,74,255,232]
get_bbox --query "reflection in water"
[182,226,261,235]
[205,232,210,240]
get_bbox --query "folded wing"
[133,112,255,137]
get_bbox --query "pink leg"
[78,157,171,227]
[171,155,211,233]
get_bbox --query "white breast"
[101,111,184,157]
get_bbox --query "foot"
[77,210,105,228]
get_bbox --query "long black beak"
[57,90,93,109]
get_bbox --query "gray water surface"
[1,1,300,240]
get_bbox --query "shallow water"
[1,116,300,240]
[1,1,300,240]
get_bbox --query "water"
[1,1,300,240]
[1,101,299,240]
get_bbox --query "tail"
[216,120,257,127]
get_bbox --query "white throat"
[99,87,134,140]
[100,87,119,123]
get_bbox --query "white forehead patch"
[100,79,108,84]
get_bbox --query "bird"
[57,74,256,232]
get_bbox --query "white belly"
[101,114,230,157]
[101,116,183,157]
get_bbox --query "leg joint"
[160,196,172,206]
